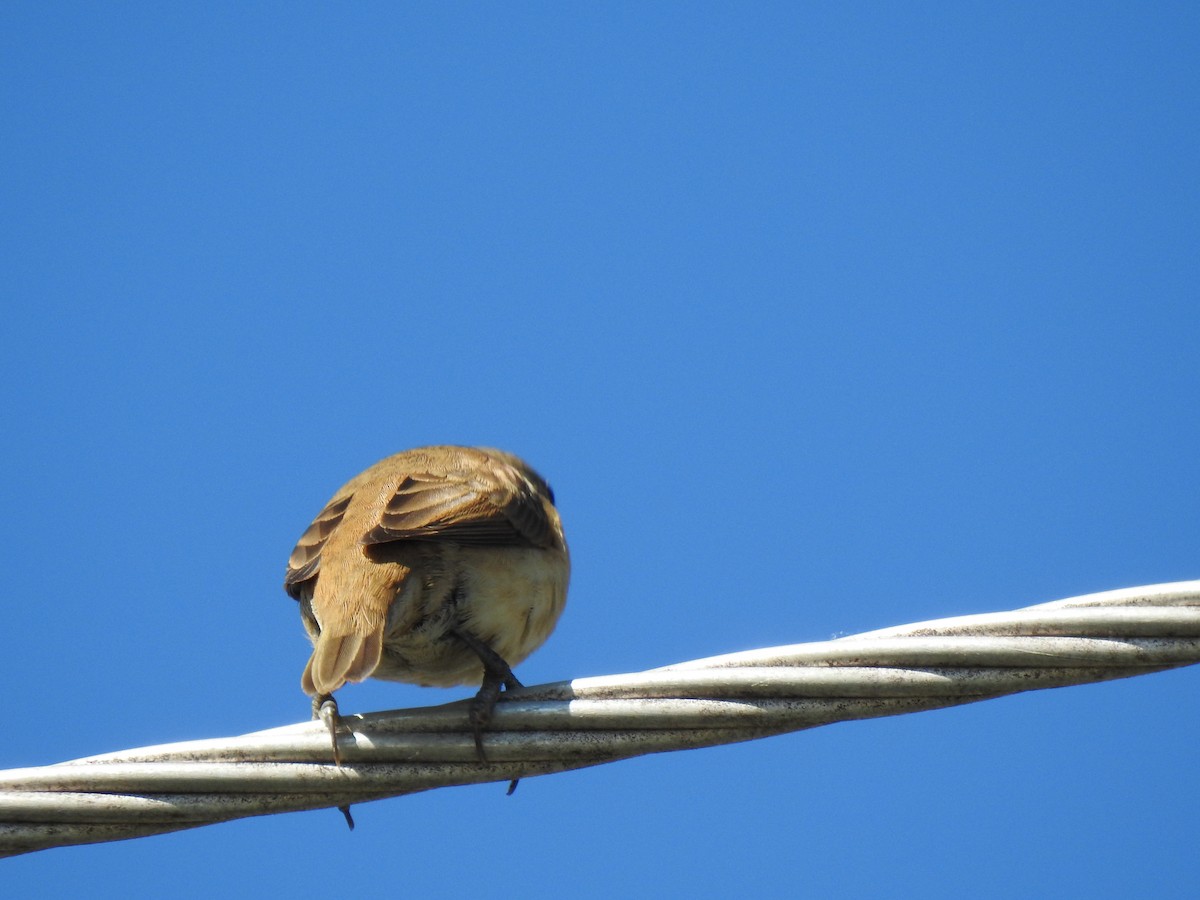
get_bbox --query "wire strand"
[2,579,1197,858]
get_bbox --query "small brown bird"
[284,445,570,763]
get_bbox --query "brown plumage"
[284,445,570,761]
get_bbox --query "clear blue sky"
[3,4,1197,897]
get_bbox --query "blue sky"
[2,3,1197,897]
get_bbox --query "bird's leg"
[312,693,356,828]
[313,693,344,766]
[451,628,523,794]
[451,627,522,762]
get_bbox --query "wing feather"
[362,464,556,549]
[283,492,352,598]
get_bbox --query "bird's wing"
[283,491,353,598]
[362,464,556,549]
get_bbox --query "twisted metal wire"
[2,580,1197,858]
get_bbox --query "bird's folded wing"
[363,468,556,549]
[283,492,352,598]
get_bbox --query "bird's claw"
[451,628,524,795]
[314,694,344,766]
[311,694,357,827]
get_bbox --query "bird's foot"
[311,694,356,827]
[451,628,523,790]
[469,667,523,796]
[313,693,345,766]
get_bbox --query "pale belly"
[373,544,569,687]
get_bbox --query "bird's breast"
[457,544,570,661]
[374,543,569,688]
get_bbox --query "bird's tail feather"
[302,631,384,696]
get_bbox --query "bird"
[283,445,570,765]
